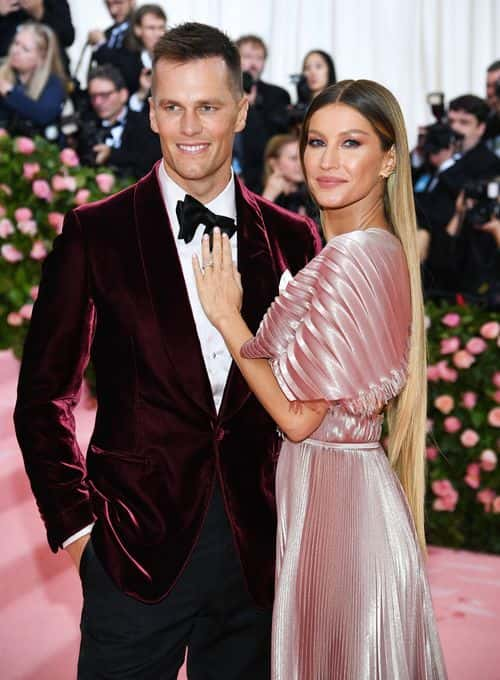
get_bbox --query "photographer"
[77,64,161,179]
[485,60,500,157]
[234,34,290,193]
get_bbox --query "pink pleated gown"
[241,229,447,679]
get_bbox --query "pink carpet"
[1,350,499,679]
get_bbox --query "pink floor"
[1,350,499,679]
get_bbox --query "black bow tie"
[176,194,237,244]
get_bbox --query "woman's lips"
[315,176,347,188]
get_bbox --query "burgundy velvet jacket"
[14,164,321,605]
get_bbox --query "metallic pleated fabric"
[241,229,447,679]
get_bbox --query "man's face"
[150,58,247,201]
[105,0,134,24]
[88,77,128,121]
[134,12,166,53]
[238,42,266,81]
[448,109,486,152]
[486,68,500,110]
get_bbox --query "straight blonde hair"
[299,79,427,553]
[0,23,66,100]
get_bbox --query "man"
[485,60,500,157]
[14,22,320,679]
[88,0,139,92]
[77,64,161,178]
[234,35,291,193]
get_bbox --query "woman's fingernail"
[214,226,220,233]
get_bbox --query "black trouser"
[77,484,272,679]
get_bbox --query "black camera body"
[464,178,500,226]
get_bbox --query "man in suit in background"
[15,22,320,679]
[234,34,291,193]
[78,64,161,178]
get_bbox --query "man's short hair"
[487,60,500,73]
[235,34,268,60]
[152,22,242,96]
[448,94,489,124]
[88,64,127,91]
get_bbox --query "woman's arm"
[193,229,328,442]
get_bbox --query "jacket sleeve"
[14,209,96,552]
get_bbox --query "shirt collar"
[157,160,237,227]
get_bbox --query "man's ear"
[149,96,158,133]
[119,87,129,105]
[235,95,249,133]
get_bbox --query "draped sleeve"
[241,229,412,416]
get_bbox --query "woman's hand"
[193,228,243,330]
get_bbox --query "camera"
[464,177,500,226]
[242,71,254,95]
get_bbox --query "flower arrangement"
[426,303,500,553]
[0,131,130,356]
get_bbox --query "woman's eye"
[307,138,325,147]
[343,139,360,148]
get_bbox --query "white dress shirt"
[63,161,238,548]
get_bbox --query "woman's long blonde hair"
[262,133,299,185]
[0,22,66,100]
[299,79,427,553]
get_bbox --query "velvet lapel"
[133,164,215,416]
[219,177,280,422]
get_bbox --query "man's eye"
[200,105,217,112]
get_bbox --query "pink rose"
[14,207,32,222]
[426,418,433,433]
[432,479,455,496]
[493,497,500,514]
[436,360,458,382]
[96,172,115,193]
[30,240,47,260]
[0,218,14,238]
[426,446,438,461]
[75,188,91,205]
[441,313,461,327]
[7,311,23,326]
[432,479,458,511]
[15,136,36,154]
[1,243,23,262]
[22,162,40,180]
[494,391,500,404]
[453,350,475,369]
[488,407,500,427]
[461,391,478,410]
[17,219,37,236]
[464,462,481,488]
[19,303,33,320]
[480,322,500,340]
[443,416,461,433]
[466,337,487,355]
[59,148,80,167]
[494,372,500,389]
[434,394,454,414]
[480,449,497,472]
[460,429,479,448]
[0,128,7,137]
[32,179,52,201]
[477,488,496,512]
[0,205,5,218]
[51,174,77,192]
[440,336,460,354]
[30,285,39,300]
[427,364,440,382]
[47,212,64,234]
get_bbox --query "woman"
[0,22,66,135]
[262,134,314,218]
[302,49,336,100]
[194,79,447,678]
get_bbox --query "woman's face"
[272,141,304,184]
[303,103,394,210]
[9,29,42,75]
[303,52,329,95]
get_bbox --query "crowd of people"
[0,0,499,308]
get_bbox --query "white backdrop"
[68,0,500,144]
